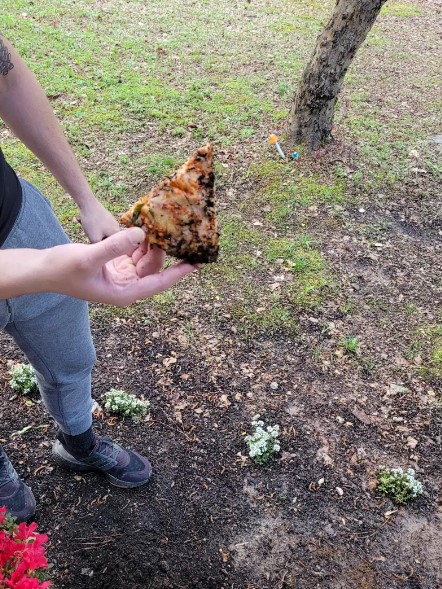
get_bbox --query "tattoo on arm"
[0,36,14,76]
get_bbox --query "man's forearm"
[0,249,49,299]
[0,35,95,208]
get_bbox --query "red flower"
[0,506,51,589]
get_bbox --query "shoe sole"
[52,445,152,489]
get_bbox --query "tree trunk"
[287,0,387,150]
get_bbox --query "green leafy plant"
[8,364,38,395]
[244,416,280,465]
[102,389,150,419]
[377,467,423,504]
[340,335,360,354]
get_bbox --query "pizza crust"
[120,144,219,263]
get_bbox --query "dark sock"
[58,427,96,459]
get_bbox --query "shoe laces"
[93,437,122,462]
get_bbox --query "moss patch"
[415,324,442,379]
[381,3,422,18]
[265,236,332,308]
[243,161,345,225]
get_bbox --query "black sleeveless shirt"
[0,147,22,246]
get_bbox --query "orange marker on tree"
[269,134,285,158]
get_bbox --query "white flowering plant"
[244,416,281,465]
[9,363,38,395]
[102,389,150,419]
[377,467,423,504]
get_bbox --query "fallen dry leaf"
[236,452,248,466]
[406,436,418,449]
[351,407,373,425]
[316,442,333,466]
[163,357,177,368]
[219,548,230,563]
[219,394,231,408]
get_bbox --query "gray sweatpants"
[0,179,96,435]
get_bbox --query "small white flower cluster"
[378,466,423,504]
[9,363,38,395]
[103,389,150,419]
[244,416,281,465]
[393,468,423,497]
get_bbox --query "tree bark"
[287,0,387,150]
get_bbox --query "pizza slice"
[120,144,219,264]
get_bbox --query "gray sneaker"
[0,446,36,522]
[52,436,152,488]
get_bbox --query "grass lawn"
[1,0,441,587]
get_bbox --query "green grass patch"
[381,3,422,17]
[243,161,345,225]
[265,236,332,307]
[218,214,264,256]
[140,153,182,178]
[2,5,278,148]
[413,324,442,379]
[229,293,298,338]
[152,290,177,307]
[405,324,442,379]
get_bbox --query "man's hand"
[0,229,197,304]
[78,197,120,242]
[42,228,196,306]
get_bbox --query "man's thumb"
[91,228,146,265]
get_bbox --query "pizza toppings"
[120,144,219,264]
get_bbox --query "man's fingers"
[131,261,197,300]
[136,246,166,277]
[89,228,146,266]
[131,239,148,265]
